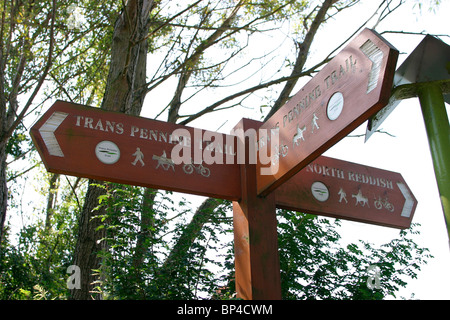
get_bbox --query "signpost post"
[231,118,281,300]
[30,29,419,300]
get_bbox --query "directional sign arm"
[274,155,417,229]
[30,101,241,200]
[255,28,399,196]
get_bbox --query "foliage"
[0,169,434,300]
[276,210,433,300]
[0,172,81,299]
[87,184,233,299]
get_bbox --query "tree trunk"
[159,198,221,277]
[71,0,154,300]
[0,0,56,250]
[45,173,60,230]
[70,182,108,300]
[123,188,157,298]
[132,188,157,270]
[0,147,7,246]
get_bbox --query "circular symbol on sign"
[327,92,344,121]
[95,141,120,164]
[311,181,329,202]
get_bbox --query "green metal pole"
[417,83,450,244]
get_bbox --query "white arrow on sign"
[38,111,68,157]
[397,182,415,218]
[360,39,384,93]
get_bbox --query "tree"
[0,0,120,246]
[70,0,155,300]
[0,0,55,245]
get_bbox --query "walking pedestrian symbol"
[132,147,145,166]
[338,187,348,203]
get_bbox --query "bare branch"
[0,0,57,148]
[178,70,313,125]
[347,129,396,139]
[311,0,408,75]
[6,163,40,182]
[136,0,203,46]
[380,30,450,39]
[264,0,336,120]
[372,0,404,29]
[167,1,245,123]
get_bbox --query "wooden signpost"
[30,29,415,300]
[256,28,399,196]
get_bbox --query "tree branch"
[380,30,450,39]
[167,1,244,123]
[264,0,335,120]
[158,198,222,277]
[0,0,56,149]
[179,63,321,125]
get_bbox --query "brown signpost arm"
[232,119,281,300]
[29,100,241,200]
[256,28,398,196]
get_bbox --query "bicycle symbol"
[271,144,288,165]
[183,160,211,178]
[374,196,394,212]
